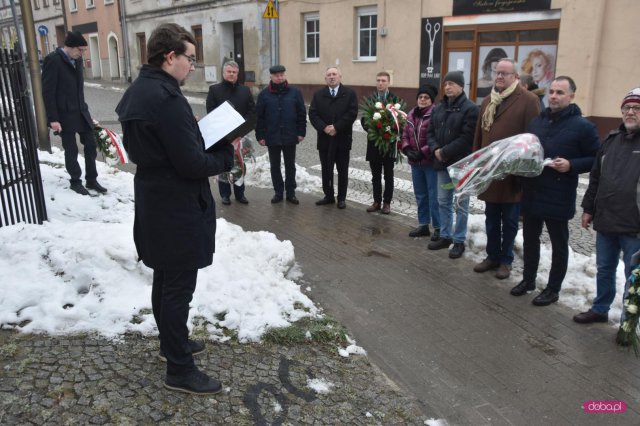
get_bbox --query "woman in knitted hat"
[400,84,441,240]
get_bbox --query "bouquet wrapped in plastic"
[218,136,255,186]
[93,123,129,166]
[447,133,546,198]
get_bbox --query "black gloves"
[402,147,424,162]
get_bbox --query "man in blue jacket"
[255,65,306,204]
[512,76,599,306]
[116,23,233,395]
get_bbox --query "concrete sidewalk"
[224,186,640,425]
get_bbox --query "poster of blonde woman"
[518,45,557,107]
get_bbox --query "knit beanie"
[444,71,464,88]
[64,31,87,48]
[417,84,438,102]
[621,87,640,108]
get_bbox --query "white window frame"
[86,0,95,8]
[303,12,320,62]
[357,6,377,60]
[69,0,77,12]
[104,0,113,5]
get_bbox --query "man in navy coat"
[42,31,106,195]
[512,76,599,305]
[116,23,233,395]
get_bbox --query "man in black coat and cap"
[116,23,234,395]
[42,30,107,195]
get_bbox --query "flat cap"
[269,64,286,74]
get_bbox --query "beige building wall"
[280,0,639,130]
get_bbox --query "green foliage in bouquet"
[616,266,640,356]
[93,125,117,163]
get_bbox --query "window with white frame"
[357,6,377,60]
[69,0,77,11]
[303,12,319,61]
[86,0,94,8]
[104,0,113,5]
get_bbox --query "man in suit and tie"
[309,67,358,209]
[42,31,107,195]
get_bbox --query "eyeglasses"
[622,105,640,114]
[181,54,197,66]
[495,71,515,77]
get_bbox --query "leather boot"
[381,203,391,214]
[366,202,381,213]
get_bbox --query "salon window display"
[476,46,514,104]
[519,45,557,107]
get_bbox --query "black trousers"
[319,147,350,201]
[268,145,297,197]
[60,130,98,183]
[152,269,198,376]
[522,215,569,292]
[218,181,245,199]
[369,156,395,204]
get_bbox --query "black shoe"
[532,288,559,306]
[70,182,90,196]
[286,195,299,205]
[315,197,335,206]
[510,280,535,296]
[448,242,465,259]
[164,368,222,395]
[409,225,430,238]
[158,339,206,362]
[337,200,346,209]
[573,309,608,324]
[430,229,441,242]
[221,197,231,205]
[86,180,107,193]
[271,194,283,204]
[428,238,452,250]
[236,196,249,204]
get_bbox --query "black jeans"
[522,215,569,292]
[369,156,395,204]
[152,269,198,376]
[218,181,245,199]
[61,130,98,183]
[319,147,350,201]
[268,145,297,197]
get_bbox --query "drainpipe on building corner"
[119,0,132,83]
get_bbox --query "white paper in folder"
[198,101,245,150]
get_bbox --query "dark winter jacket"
[115,65,234,270]
[427,92,479,171]
[582,125,640,235]
[255,81,306,146]
[308,85,359,151]
[361,91,402,161]
[400,105,435,166]
[41,48,93,133]
[206,79,255,118]
[521,104,599,220]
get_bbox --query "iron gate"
[0,47,47,226]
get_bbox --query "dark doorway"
[233,22,245,84]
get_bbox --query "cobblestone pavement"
[0,331,427,424]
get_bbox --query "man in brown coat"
[472,59,541,279]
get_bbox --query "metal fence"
[0,47,47,227]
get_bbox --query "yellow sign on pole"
[263,0,279,19]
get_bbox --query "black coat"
[206,79,255,117]
[522,104,599,220]
[426,92,479,171]
[309,85,358,151]
[115,65,234,271]
[41,48,93,133]
[361,91,402,161]
[255,82,306,146]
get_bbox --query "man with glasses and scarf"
[472,59,541,280]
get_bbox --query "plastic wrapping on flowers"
[447,133,546,198]
[360,97,407,161]
[218,136,256,186]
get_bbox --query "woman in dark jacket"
[400,85,441,240]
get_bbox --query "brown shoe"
[381,203,391,214]
[495,264,511,280]
[366,202,381,213]
[573,309,608,324]
[473,257,500,273]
